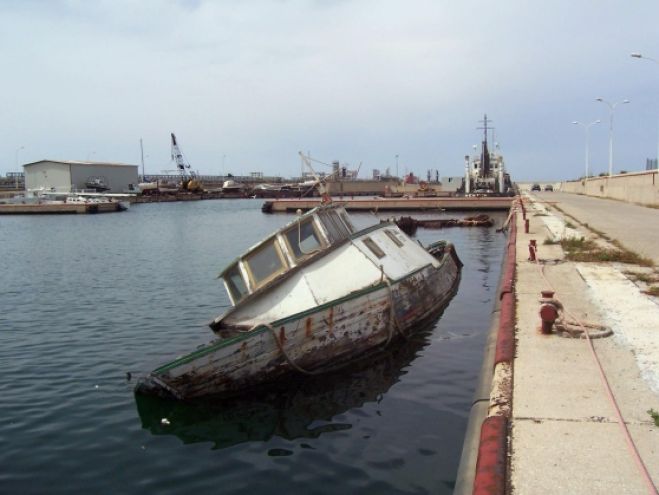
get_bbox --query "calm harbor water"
[0,200,506,494]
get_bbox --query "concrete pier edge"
[454,204,518,495]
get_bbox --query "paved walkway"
[510,193,659,494]
[535,191,659,265]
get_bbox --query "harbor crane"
[170,133,203,192]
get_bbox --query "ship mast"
[477,114,494,177]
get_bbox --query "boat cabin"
[221,205,356,306]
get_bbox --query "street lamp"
[596,97,630,176]
[15,145,25,168]
[631,52,659,168]
[395,154,399,179]
[572,120,600,179]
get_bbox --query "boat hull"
[136,245,461,400]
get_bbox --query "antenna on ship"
[477,114,494,176]
[477,114,495,144]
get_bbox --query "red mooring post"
[528,239,537,261]
[539,290,558,334]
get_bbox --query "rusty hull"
[136,247,461,400]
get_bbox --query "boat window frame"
[242,236,289,289]
[317,209,351,243]
[282,216,325,262]
[338,210,355,233]
[362,236,386,259]
[223,262,250,304]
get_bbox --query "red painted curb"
[472,208,517,494]
[494,292,515,366]
[473,415,508,495]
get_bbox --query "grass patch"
[561,238,654,266]
[624,271,659,284]
[648,409,659,427]
[565,221,576,229]
[645,286,659,297]
[543,237,560,245]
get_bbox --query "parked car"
[544,185,554,191]
[531,184,541,191]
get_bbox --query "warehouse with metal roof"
[23,160,139,193]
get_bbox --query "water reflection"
[135,321,441,450]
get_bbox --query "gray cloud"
[2,0,659,180]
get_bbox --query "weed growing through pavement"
[560,238,654,267]
[623,271,659,284]
[648,409,659,427]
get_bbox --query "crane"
[170,133,203,192]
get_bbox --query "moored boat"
[136,202,462,400]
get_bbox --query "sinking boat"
[136,203,461,400]
[135,324,439,449]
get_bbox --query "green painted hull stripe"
[153,245,455,374]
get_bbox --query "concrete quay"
[458,192,659,495]
[515,193,658,494]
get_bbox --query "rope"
[262,322,320,375]
[383,276,408,343]
[529,224,658,494]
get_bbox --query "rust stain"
[279,326,286,344]
[328,307,334,336]
[305,317,313,338]
[240,341,248,360]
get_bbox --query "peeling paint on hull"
[136,249,461,400]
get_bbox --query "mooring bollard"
[524,218,529,233]
[528,239,537,261]
[539,290,560,334]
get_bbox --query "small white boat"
[136,201,462,400]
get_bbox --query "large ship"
[461,115,514,196]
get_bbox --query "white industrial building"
[23,160,139,193]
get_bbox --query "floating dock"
[0,202,125,214]
[262,196,514,213]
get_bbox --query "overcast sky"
[2,0,659,181]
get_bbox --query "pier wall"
[560,170,658,206]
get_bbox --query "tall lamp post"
[395,154,399,179]
[596,97,630,176]
[631,53,659,168]
[572,120,600,179]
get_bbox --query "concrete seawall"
[560,170,658,207]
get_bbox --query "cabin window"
[363,237,386,259]
[284,218,323,260]
[224,264,249,303]
[245,239,287,286]
[318,209,351,243]
[339,211,355,233]
[384,229,404,247]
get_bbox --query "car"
[544,185,554,191]
[531,184,541,191]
